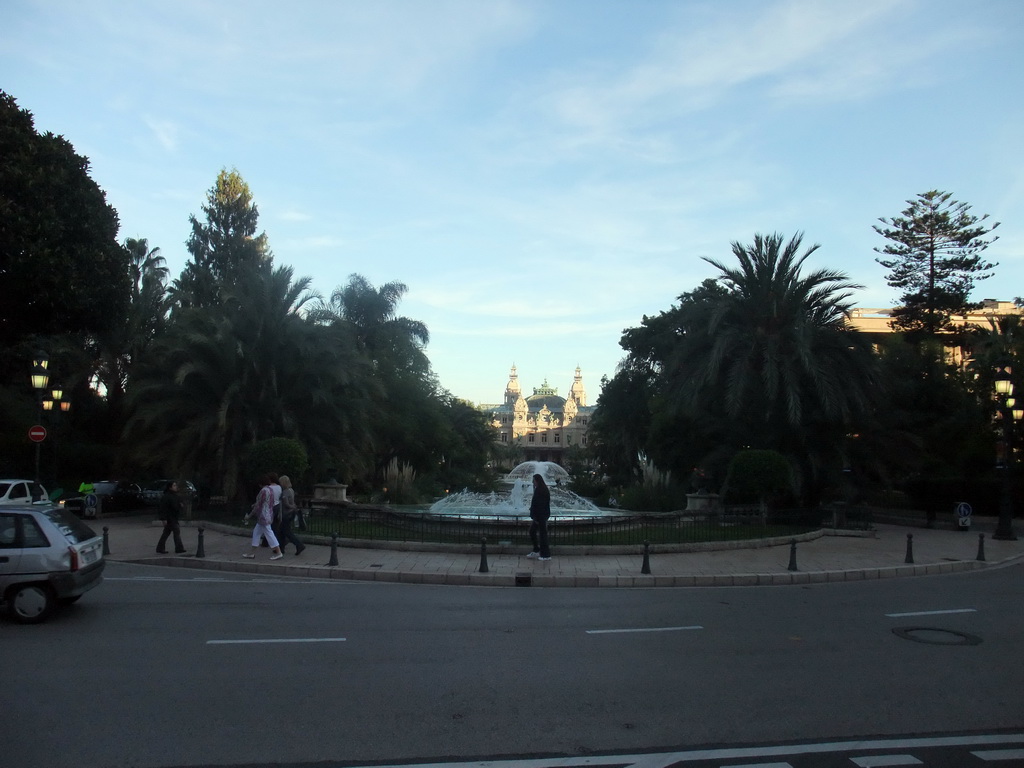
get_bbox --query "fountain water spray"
[428,461,611,519]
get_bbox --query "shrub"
[244,438,309,487]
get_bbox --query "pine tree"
[874,190,999,339]
[173,168,272,309]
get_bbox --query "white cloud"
[143,116,179,151]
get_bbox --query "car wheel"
[7,583,56,624]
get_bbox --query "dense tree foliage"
[123,263,373,498]
[875,190,999,340]
[593,234,880,506]
[1,85,1015,513]
[0,90,128,372]
[173,168,272,310]
[114,171,493,502]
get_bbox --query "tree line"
[587,199,1015,514]
[1,91,493,503]
[1,87,1016,515]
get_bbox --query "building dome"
[526,393,566,411]
[526,379,564,412]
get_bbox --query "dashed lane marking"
[973,748,1024,761]
[206,637,347,645]
[586,626,703,634]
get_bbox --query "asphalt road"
[4,561,1023,768]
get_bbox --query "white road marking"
[585,625,703,634]
[206,637,347,645]
[355,733,1024,768]
[105,576,332,584]
[885,608,977,617]
[851,755,922,766]
[973,748,1024,761]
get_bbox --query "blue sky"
[3,0,1022,405]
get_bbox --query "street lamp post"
[42,385,71,485]
[993,366,1019,541]
[30,352,50,484]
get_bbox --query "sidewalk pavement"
[94,515,1024,588]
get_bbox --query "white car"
[0,504,105,623]
[0,479,49,505]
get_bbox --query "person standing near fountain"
[526,473,551,561]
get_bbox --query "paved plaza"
[95,513,1024,587]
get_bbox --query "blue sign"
[955,502,972,518]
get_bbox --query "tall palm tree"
[72,237,172,454]
[314,274,430,375]
[312,274,437,482]
[123,265,375,499]
[665,232,878,502]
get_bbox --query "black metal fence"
[204,502,826,547]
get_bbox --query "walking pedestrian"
[243,475,283,560]
[155,480,187,554]
[269,473,283,548]
[526,473,551,561]
[277,475,306,555]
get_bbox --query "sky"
[3,0,1023,406]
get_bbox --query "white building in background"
[480,365,597,464]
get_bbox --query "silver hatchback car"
[0,505,105,623]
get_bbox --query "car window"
[0,482,10,498]
[22,516,50,547]
[0,514,16,547]
[9,482,28,501]
[28,482,47,502]
[37,507,97,543]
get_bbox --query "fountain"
[427,461,613,520]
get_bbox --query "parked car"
[0,479,50,506]
[143,480,198,506]
[63,480,145,517]
[0,504,105,623]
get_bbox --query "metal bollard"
[787,539,798,571]
[977,533,986,562]
[905,533,914,564]
[479,537,489,573]
[102,526,111,556]
[641,540,651,574]
[327,533,339,566]
[195,526,206,559]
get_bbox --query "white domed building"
[481,365,597,465]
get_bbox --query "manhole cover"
[892,626,982,646]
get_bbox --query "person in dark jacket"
[526,473,551,561]
[276,474,305,555]
[156,480,187,554]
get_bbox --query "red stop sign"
[28,425,47,442]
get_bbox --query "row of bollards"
[782,532,989,573]
[905,532,986,564]
[101,525,992,576]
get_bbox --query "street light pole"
[993,366,1019,541]
[43,385,70,486]
[30,352,50,485]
